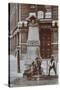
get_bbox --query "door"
[40,29,52,59]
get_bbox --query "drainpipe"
[17,29,20,73]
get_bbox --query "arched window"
[38,11,44,19]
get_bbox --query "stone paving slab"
[10,75,58,87]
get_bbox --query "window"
[18,21,22,27]
[45,12,52,18]
[24,21,28,27]
[29,12,36,17]
[38,11,44,19]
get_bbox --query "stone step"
[25,75,58,80]
[32,75,58,80]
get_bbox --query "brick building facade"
[9,3,58,60]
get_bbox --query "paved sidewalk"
[10,75,58,87]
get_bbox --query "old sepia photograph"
[8,3,58,87]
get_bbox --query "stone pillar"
[27,26,40,64]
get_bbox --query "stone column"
[27,26,40,64]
